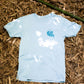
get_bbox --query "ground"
[0,0,84,84]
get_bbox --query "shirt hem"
[16,78,65,83]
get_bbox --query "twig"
[36,0,84,22]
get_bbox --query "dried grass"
[0,0,84,84]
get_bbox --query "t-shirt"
[4,12,81,83]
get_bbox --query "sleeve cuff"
[4,22,14,37]
[72,23,81,36]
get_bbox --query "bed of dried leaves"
[0,0,84,84]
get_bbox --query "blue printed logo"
[47,31,54,37]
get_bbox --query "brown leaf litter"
[0,0,84,84]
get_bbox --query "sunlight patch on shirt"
[54,17,60,23]
[38,37,58,50]
[33,55,42,62]
[19,25,22,28]
[36,31,42,37]
[53,21,58,25]
[73,25,76,29]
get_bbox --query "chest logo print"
[47,31,54,37]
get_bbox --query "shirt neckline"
[33,12,56,18]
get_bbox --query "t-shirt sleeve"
[60,16,81,37]
[4,16,25,38]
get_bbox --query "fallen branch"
[36,0,84,22]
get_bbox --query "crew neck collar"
[33,12,56,17]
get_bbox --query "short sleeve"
[60,16,81,37]
[4,16,25,38]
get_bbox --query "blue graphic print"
[47,31,54,37]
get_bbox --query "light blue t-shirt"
[4,12,81,83]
